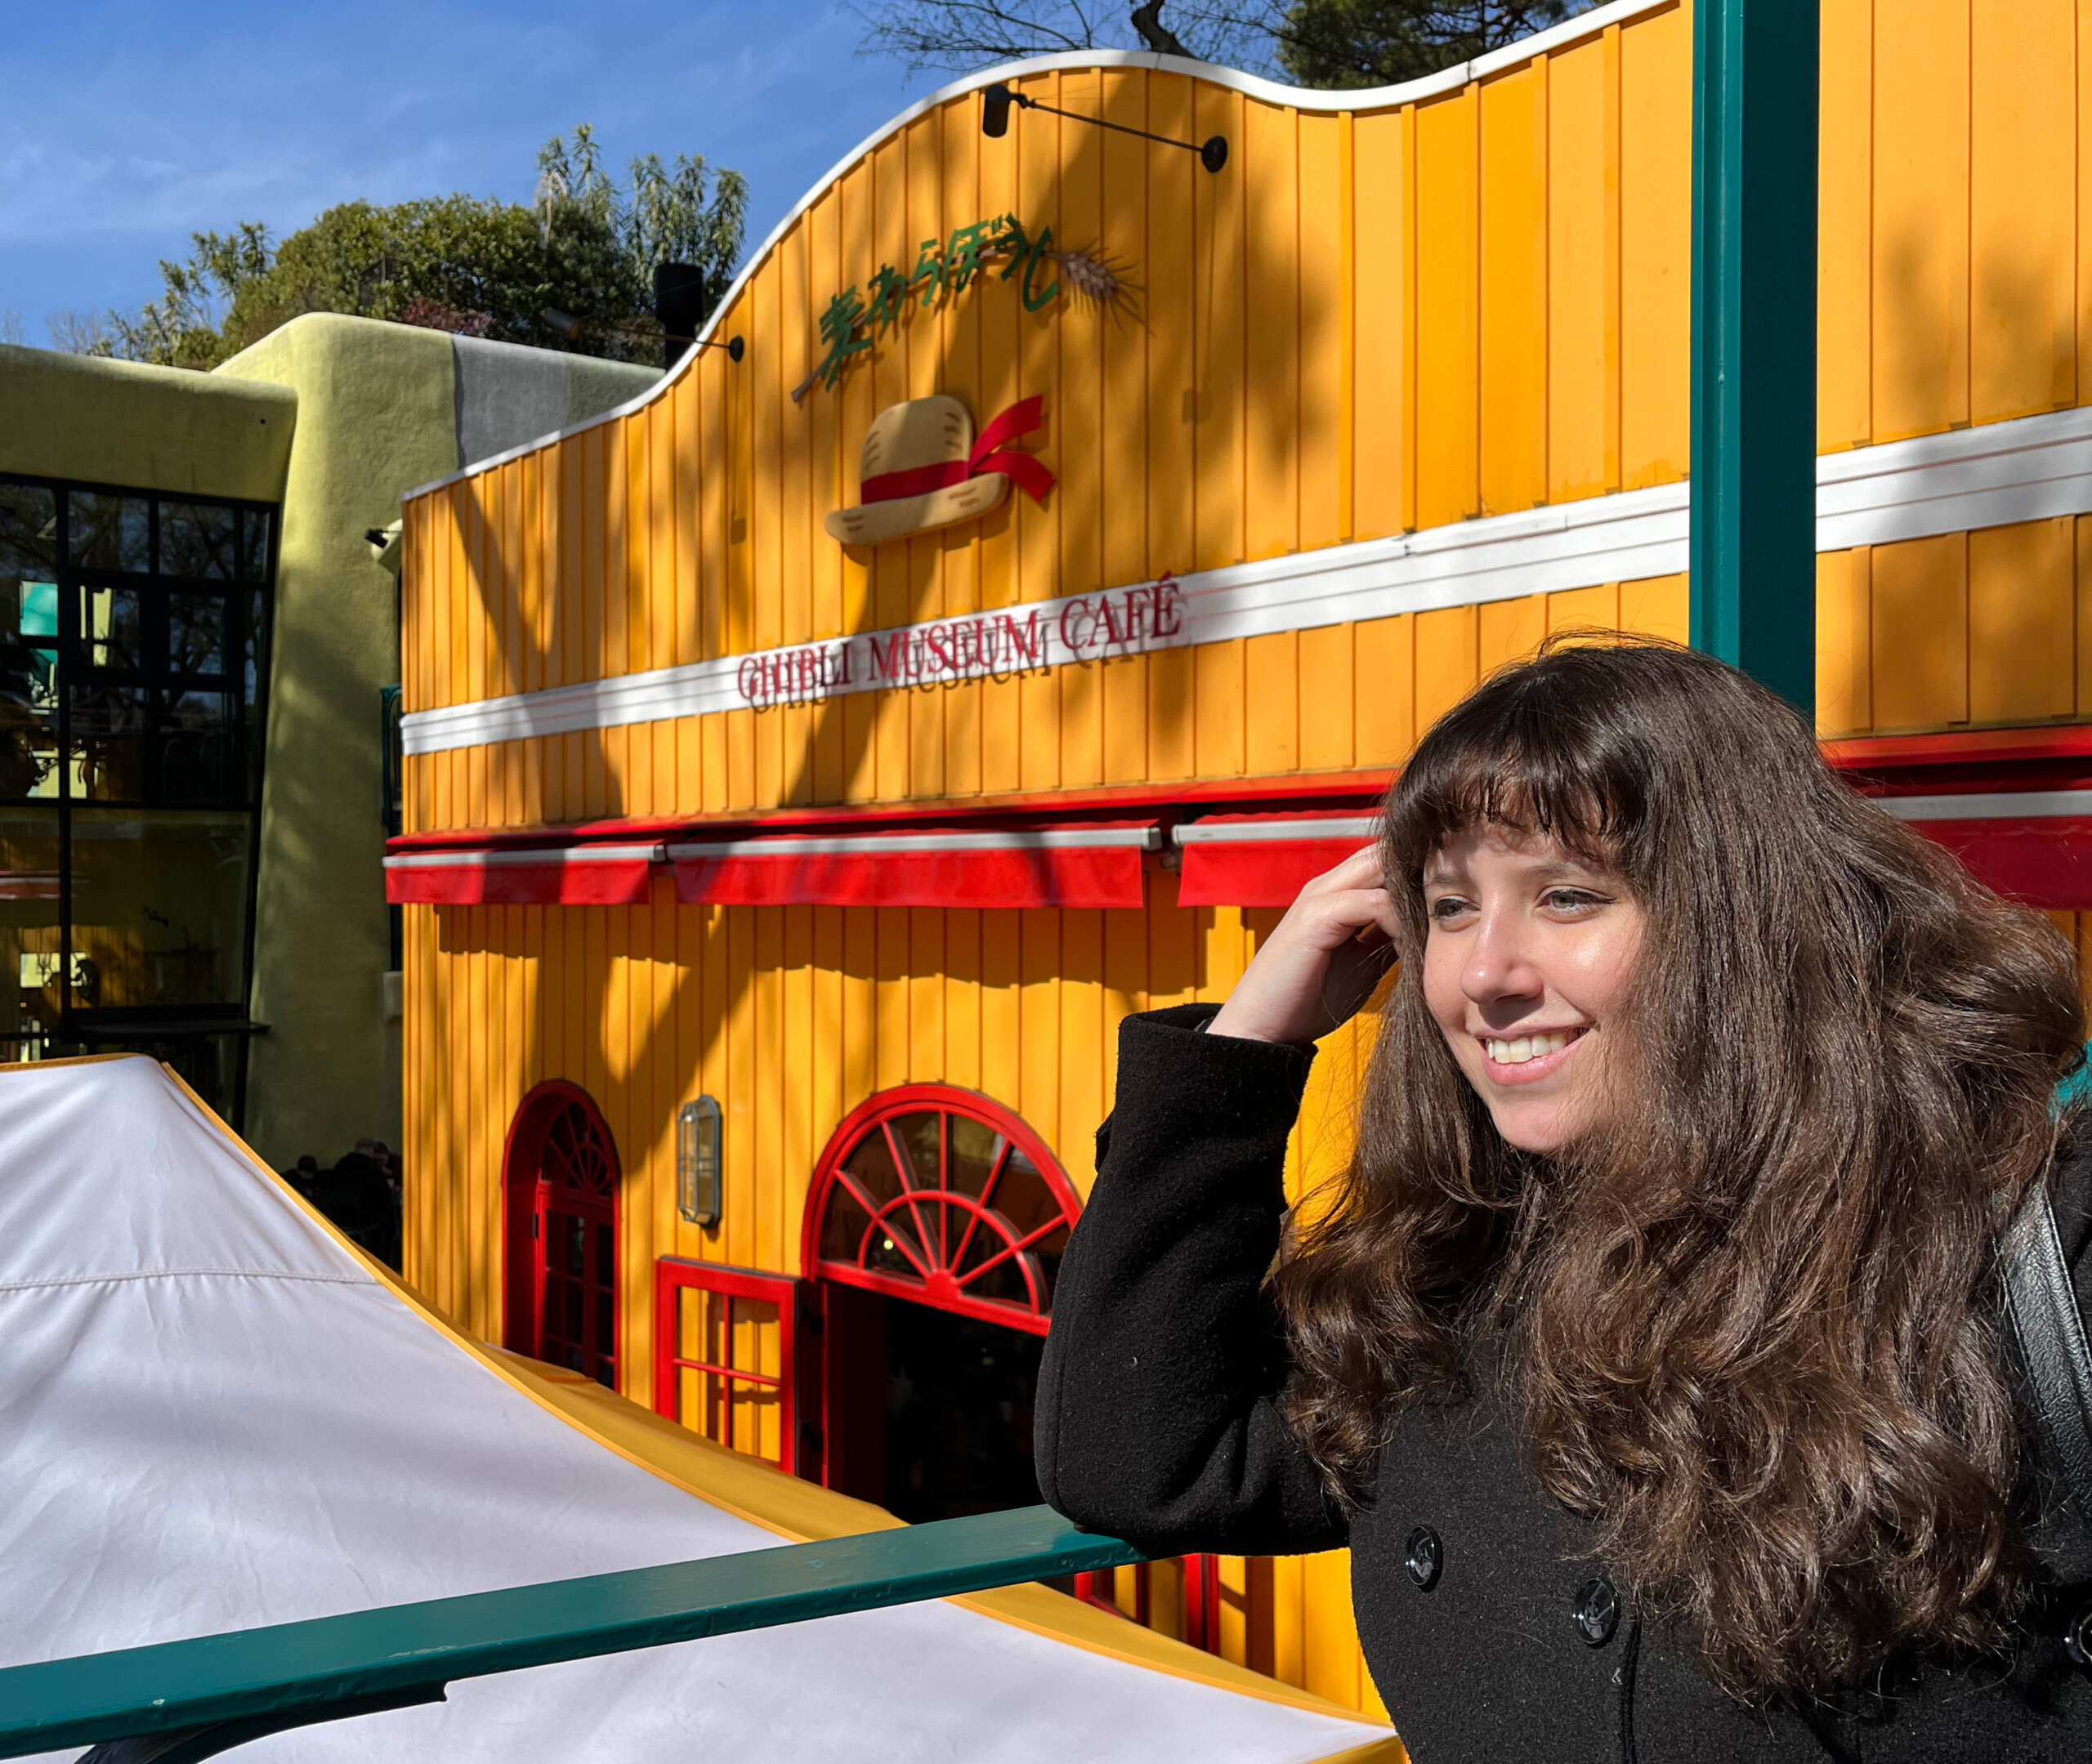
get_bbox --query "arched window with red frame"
[503,1080,621,1387]
[801,1085,1080,1336]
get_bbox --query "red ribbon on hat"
[858,395,1055,508]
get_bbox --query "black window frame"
[0,471,278,1124]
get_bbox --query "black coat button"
[1404,1525,1442,1591]
[2067,1601,2091,1670]
[1572,1574,1620,1646]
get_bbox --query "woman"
[1035,641,2092,1762]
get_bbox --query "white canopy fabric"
[0,1056,1396,1764]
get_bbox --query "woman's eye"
[1428,895,1473,923]
[1543,887,1604,913]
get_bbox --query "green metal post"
[1687,0,1821,712]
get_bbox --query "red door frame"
[798,1082,1080,1337]
[501,1078,621,1382]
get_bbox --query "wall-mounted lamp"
[540,307,583,342]
[677,1096,722,1227]
[687,334,746,363]
[981,81,1227,173]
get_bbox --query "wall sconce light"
[981,81,1227,174]
[689,334,746,362]
[677,1096,722,1226]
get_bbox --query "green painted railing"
[0,1505,1147,1762]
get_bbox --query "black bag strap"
[2000,1173,2092,1558]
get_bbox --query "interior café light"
[981,81,1227,174]
[677,1096,722,1227]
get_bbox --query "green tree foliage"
[1273,0,1592,87]
[96,127,748,371]
[853,0,1594,83]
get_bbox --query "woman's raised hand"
[1206,845,1400,1046]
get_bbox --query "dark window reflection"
[160,502,237,581]
[69,493,149,573]
[239,509,271,582]
[170,594,228,675]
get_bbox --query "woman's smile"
[1422,824,1642,1151]
[1476,1024,1589,1083]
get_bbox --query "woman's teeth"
[1484,1030,1577,1065]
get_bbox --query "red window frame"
[654,1257,809,1476]
[800,1083,1082,1336]
[501,1079,621,1387]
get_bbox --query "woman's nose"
[1461,909,1542,1006]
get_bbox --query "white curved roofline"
[405,0,1674,502]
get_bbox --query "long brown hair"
[1276,638,2084,1700]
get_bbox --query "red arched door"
[503,1081,620,1387]
[802,1084,1080,1333]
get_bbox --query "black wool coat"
[1035,1005,2092,1764]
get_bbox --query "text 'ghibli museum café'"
[387,0,2092,1713]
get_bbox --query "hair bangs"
[1384,663,1649,885]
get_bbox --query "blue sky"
[0,0,943,344]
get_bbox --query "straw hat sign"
[825,395,1055,546]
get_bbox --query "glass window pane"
[70,683,150,800]
[0,485,58,575]
[244,587,266,700]
[818,1186,874,1266]
[947,1115,1004,1199]
[239,509,272,582]
[843,1127,904,1211]
[169,593,228,676]
[3,583,59,800]
[69,493,149,573]
[159,502,236,581]
[78,585,147,672]
[159,692,237,802]
[990,1150,1064,1238]
[70,687,238,805]
[0,806,60,1054]
[67,806,250,1010]
[893,1111,941,1189]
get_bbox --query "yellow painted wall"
[399,0,2092,1718]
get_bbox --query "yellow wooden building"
[390,0,2092,1717]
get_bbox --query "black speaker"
[654,262,709,362]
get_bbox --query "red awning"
[1877,788,2092,909]
[383,843,657,906]
[1173,813,1379,909]
[666,824,1160,910]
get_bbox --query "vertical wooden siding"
[400,1,2092,1720]
[401,0,2092,837]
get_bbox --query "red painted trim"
[653,1257,806,1474]
[799,1083,1080,1339]
[386,858,653,906]
[1824,725,2092,770]
[1178,840,1373,909]
[672,844,1147,909]
[1906,819,2092,910]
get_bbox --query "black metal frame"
[1,472,279,1124]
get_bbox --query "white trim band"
[382,843,660,872]
[1174,818,1380,846]
[663,827,1161,860]
[1878,790,2092,823]
[402,403,2092,760]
